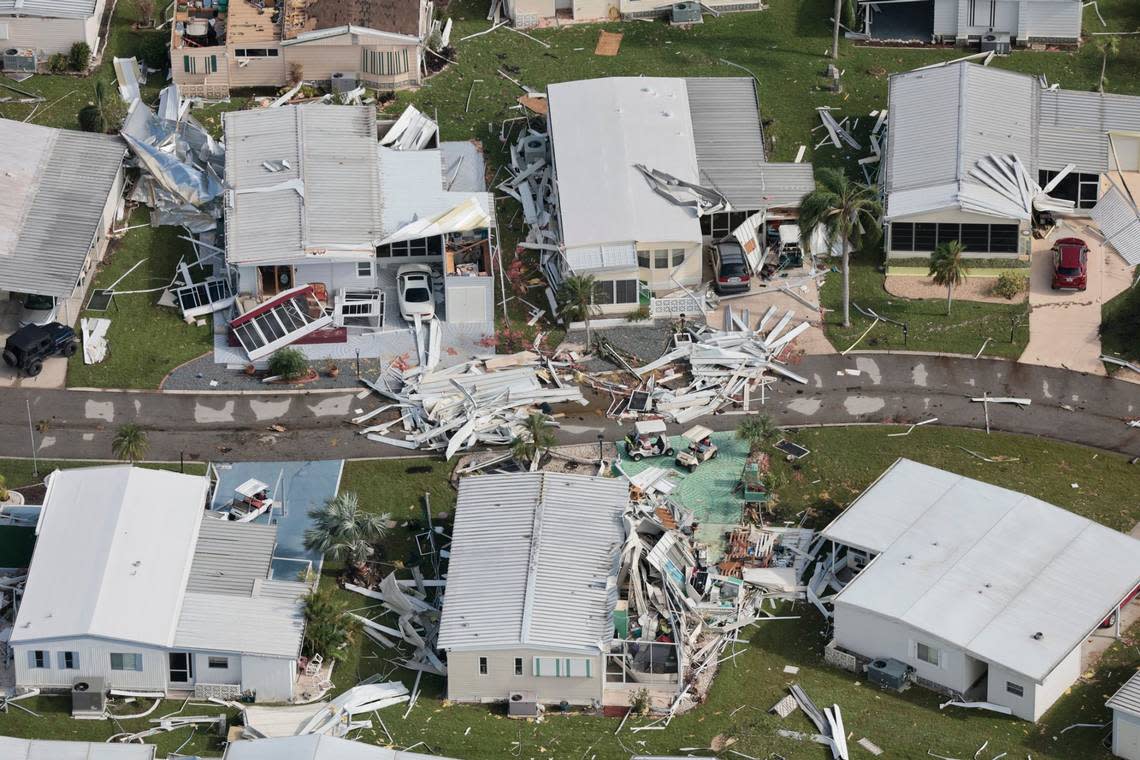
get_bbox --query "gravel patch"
[565,321,678,372]
[162,352,389,391]
[884,274,1026,305]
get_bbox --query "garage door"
[1109,133,1140,172]
[445,280,492,324]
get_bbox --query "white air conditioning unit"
[507,690,539,718]
[2,47,36,73]
[979,31,1011,55]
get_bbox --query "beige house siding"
[228,45,286,88]
[0,15,89,56]
[446,649,605,705]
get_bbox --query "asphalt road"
[1,354,1137,464]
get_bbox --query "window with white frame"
[356,261,373,278]
[29,650,48,669]
[591,279,639,306]
[234,48,278,57]
[701,211,750,240]
[915,642,940,666]
[514,657,524,676]
[637,250,650,269]
[1006,681,1024,697]
[208,656,229,669]
[110,653,143,671]
[59,651,78,670]
[478,657,488,675]
[1039,170,1101,209]
[670,248,685,267]
[376,237,442,258]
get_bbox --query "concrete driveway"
[1019,220,1133,376]
[705,265,834,355]
[0,294,84,390]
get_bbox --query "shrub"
[268,347,309,380]
[992,271,1027,300]
[68,41,91,72]
[135,0,155,25]
[77,104,105,133]
[47,53,68,74]
[627,304,651,322]
[302,585,360,661]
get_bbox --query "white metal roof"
[223,735,453,760]
[186,515,278,597]
[828,459,1140,683]
[438,472,628,654]
[0,119,125,298]
[0,737,155,759]
[1107,670,1140,719]
[0,0,98,18]
[175,587,306,658]
[223,105,381,265]
[548,77,703,250]
[376,146,492,238]
[12,466,209,648]
[1038,89,1140,173]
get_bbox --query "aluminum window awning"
[173,277,234,320]
[229,284,332,361]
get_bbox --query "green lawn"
[312,427,1139,760]
[65,208,214,389]
[1101,266,1139,367]
[819,257,1030,357]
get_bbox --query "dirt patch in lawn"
[884,274,1025,305]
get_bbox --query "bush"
[68,41,91,72]
[268,347,309,380]
[992,271,1027,300]
[47,53,68,74]
[136,34,169,70]
[627,304,651,322]
[77,104,105,133]
[1100,282,1140,361]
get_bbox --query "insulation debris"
[351,350,586,457]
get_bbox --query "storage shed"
[822,459,1140,722]
[0,0,107,58]
[1109,670,1140,760]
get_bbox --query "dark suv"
[3,322,79,377]
[713,241,751,295]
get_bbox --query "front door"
[169,652,194,685]
[259,265,294,297]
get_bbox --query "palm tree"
[736,415,778,456]
[799,168,882,328]
[511,412,556,470]
[558,274,597,349]
[831,0,843,59]
[303,492,389,572]
[112,423,149,463]
[1095,36,1120,93]
[929,240,970,315]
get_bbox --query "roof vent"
[1033,631,1044,640]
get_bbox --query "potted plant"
[244,363,257,376]
[0,475,22,506]
[325,360,340,379]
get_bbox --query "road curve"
[0,354,1136,463]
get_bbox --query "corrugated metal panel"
[438,472,627,654]
[0,737,155,759]
[1037,89,1140,172]
[933,0,957,36]
[175,591,305,658]
[685,77,772,209]
[0,120,124,298]
[223,734,456,760]
[1091,185,1140,265]
[755,163,816,207]
[829,459,1140,683]
[886,66,962,193]
[1107,671,1140,719]
[1018,0,1080,39]
[960,65,1036,174]
[224,104,381,265]
[0,0,96,18]
[564,243,637,272]
[12,466,209,648]
[187,516,277,596]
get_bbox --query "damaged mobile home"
[856,0,1083,46]
[510,76,812,315]
[816,459,1140,722]
[882,61,1140,263]
[10,466,310,702]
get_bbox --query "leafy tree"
[736,415,778,456]
[68,41,91,72]
[1095,36,1120,93]
[799,168,882,327]
[558,274,597,348]
[302,584,360,661]
[268,347,309,380]
[112,423,149,463]
[303,492,389,571]
[511,412,555,468]
[929,240,970,315]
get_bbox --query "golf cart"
[675,424,717,472]
[217,478,275,522]
[624,419,674,462]
[3,322,79,377]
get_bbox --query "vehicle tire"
[26,359,43,377]
[61,340,78,358]
[632,452,643,462]
[664,447,675,457]
[2,349,16,368]
[688,464,697,474]
[711,450,718,459]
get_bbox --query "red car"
[1051,237,1088,291]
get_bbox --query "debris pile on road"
[589,305,810,423]
[351,350,587,458]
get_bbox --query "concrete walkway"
[0,353,1136,464]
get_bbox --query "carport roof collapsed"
[0,119,125,298]
[825,459,1140,683]
[438,472,627,654]
[223,104,382,265]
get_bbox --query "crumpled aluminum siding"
[0,0,96,17]
[1091,185,1140,266]
[186,515,278,597]
[1107,671,1140,719]
[0,737,155,759]
[438,472,627,654]
[223,105,381,265]
[0,122,125,298]
[1038,89,1140,173]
